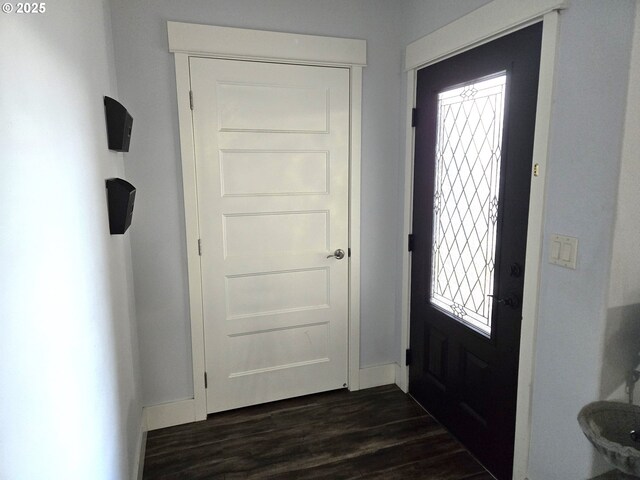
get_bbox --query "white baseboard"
[143,366,401,432]
[395,363,409,392]
[359,363,396,389]
[144,398,196,431]
[133,428,147,480]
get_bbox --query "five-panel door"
[190,58,350,413]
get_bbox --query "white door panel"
[219,150,329,196]
[217,83,329,133]
[222,211,329,257]
[190,57,350,413]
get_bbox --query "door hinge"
[411,108,418,127]
[204,372,208,389]
[189,90,194,110]
[408,234,414,252]
[198,238,202,256]
[406,349,412,366]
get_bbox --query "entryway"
[408,24,542,480]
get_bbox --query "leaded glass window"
[430,72,507,336]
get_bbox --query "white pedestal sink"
[579,401,640,478]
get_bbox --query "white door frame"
[168,22,366,423]
[397,1,565,478]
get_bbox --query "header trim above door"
[168,21,367,66]
[404,0,566,71]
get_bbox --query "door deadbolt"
[487,293,520,309]
[327,249,345,260]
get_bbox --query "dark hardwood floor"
[143,385,494,479]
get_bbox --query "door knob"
[327,249,345,260]
[487,294,520,308]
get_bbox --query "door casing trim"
[398,2,564,478]
[168,22,365,421]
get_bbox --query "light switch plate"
[549,234,578,269]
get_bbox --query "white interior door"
[190,57,350,413]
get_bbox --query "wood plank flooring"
[143,385,494,479]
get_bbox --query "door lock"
[487,294,520,308]
[510,263,523,277]
[327,249,345,260]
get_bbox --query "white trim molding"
[405,0,566,71]
[512,11,560,479]
[168,22,365,419]
[172,52,208,421]
[168,22,366,67]
[359,364,396,389]
[400,2,564,478]
[397,70,417,396]
[134,429,147,480]
[348,66,364,391]
[144,399,196,431]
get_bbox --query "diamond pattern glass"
[430,73,507,336]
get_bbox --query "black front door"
[409,23,542,480]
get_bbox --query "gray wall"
[0,0,142,478]
[109,0,405,405]
[527,2,635,478]
[602,0,640,406]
